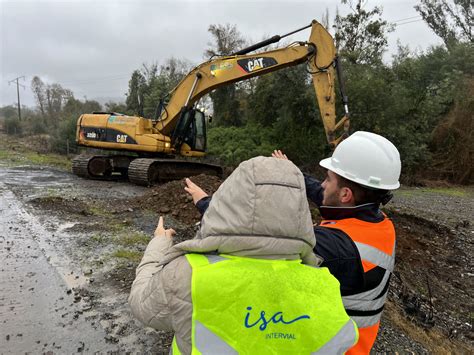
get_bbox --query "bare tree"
[31,76,46,115]
[45,83,73,120]
[321,8,331,30]
[334,0,394,64]
[160,57,194,89]
[205,23,246,57]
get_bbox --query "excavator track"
[71,155,93,178]
[72,155,132,181]
[127,159,155,186]
[128,158,223,186]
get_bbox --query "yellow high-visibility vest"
[171,254,358,354]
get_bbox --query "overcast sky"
[1,0,442,108]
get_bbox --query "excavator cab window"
[172,108,207,152]
[193,110,206,151]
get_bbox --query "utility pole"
[8,76,26,121]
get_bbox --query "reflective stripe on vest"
[350,314,383,329]
[320,217,395,333]
[172,319,358,355]
[311,318,358,355]
[354,242,394,272]
[343,270,391,312]
[171,253,358,354]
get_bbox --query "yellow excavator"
[72,20,350,185]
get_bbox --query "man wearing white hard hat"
[302,131,400,354]
[185,131,401,355]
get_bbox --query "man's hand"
[184,178,209,205]
[154,216,176,239]
[272,150,288,160]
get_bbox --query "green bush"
[27,116,48,135]
[4,117,22,135]
[207,124,277,167]
[50,116,78,154]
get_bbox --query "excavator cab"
[171,108,207,152]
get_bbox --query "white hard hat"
[319,131,401,190]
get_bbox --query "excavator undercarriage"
[72,155,222,186]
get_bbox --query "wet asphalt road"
[0,167,119,353]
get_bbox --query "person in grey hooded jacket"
[128,156,356,354]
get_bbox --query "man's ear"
[340,187,355,205]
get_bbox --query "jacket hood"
[161,156,319,266]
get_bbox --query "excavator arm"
[158,19,349,147]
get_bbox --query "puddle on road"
[8,188,89,289]
[0,164,147,201]
[0,165,162,353]
[0,164,144,292]
[57,221,78,232]
[0,185,117,353]
[0,165,76,188]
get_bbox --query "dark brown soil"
[380,212,473,352]
[131,174,223,225]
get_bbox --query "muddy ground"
[0,143,472,353]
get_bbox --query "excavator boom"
[158,20,349,146]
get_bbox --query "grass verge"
[0,134,70,170]
[396,187,468,198]
[118,232,150,246]
[112,249,142,262]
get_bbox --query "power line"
[60,74,130,85]
[394,19,425,27]
[390,15,422,23]
[74,89,127,96]
[8,76,26,121]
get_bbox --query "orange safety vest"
[320,216,396,355]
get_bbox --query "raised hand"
[272,150,288,160]
[154,216,176,239]
[184,178,209,205]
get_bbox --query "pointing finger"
[185,178,195,188]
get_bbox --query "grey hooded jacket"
[128,156,319,354]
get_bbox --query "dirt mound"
[132,174,224,225]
